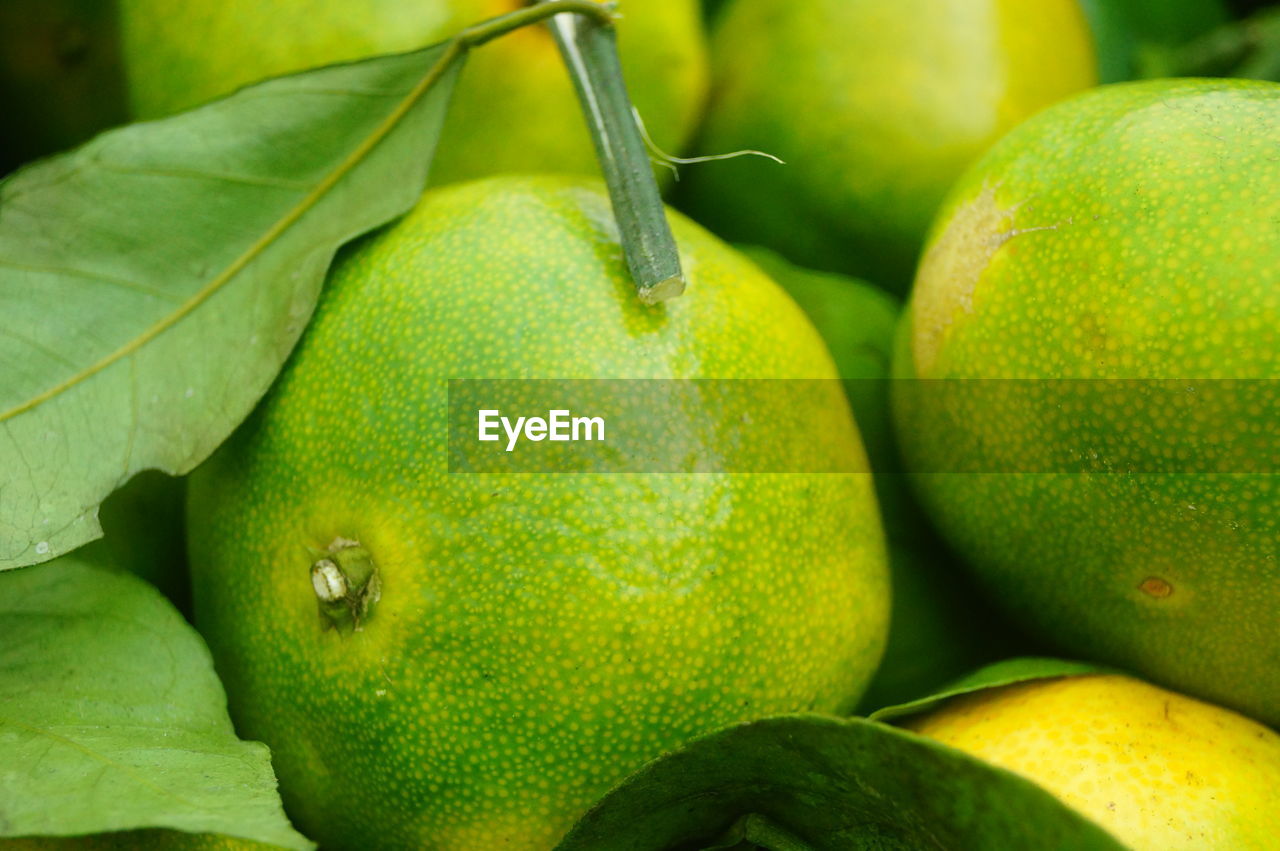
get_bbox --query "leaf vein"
[93,162,313,192]
[0,324,82,372]
[0,714,205,811]
[0,42,459,428]
[0,259,184,304]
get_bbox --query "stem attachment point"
[310,537,381,634]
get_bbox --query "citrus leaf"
[0,40,463,570]
[0,556,311,848]
[702,813,815,850]
[868,657,1120,723]
[555,714,1126,851]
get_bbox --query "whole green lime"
[187,176,889,849]
[894,79,1280,727]
[679,0,1096,291]
[117,0,707,186]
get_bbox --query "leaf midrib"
[0,42,459,426]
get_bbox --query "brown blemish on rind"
[1139,576,1174,599]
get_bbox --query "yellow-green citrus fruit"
[736,245,900,461]
[117,0,707,186]
[678,0,1096,291]
[737,246,1027,709]
[904,674,1280,849]
[894,79,1280,726]
[187,176,889,849]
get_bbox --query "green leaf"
[0,555,311,848]
[868,657,1118,723]
[0,40,463,570]
[555,714,1125,851]
[703,813,815,850]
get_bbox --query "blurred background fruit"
[904,674,1280,849]
[740,246,1034,710]
[677,0,1097,293]
[0,0,127,176]
[1080,0,1230,81]
[894,79,1280,728]
[117,0,708,187]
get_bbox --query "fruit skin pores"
[187,176,889,850]
[894,79,1280,728]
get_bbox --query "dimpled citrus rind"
[906,674,1280,850]
[188,175,889,850]
[897,79,1280,726]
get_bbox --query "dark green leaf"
[0,41,462,570]
[555,713,1125,851]
[702,813,815,850]
[0,555,310,847]
[868,657,1119,723]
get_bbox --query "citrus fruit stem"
[425,0,684,303]
[542,1,686,303]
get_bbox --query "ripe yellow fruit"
[904,674,1280,849]
[187,176,889,849]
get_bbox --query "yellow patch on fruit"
[905,675,1280,850]
[911,184,1074,374]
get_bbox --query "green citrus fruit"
[116,0,707,186]
[894,79,1280,727]
[187,175,889,849]
[678,0,1096,291]
[905,674,1280,849]
[739,246,1029,709]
